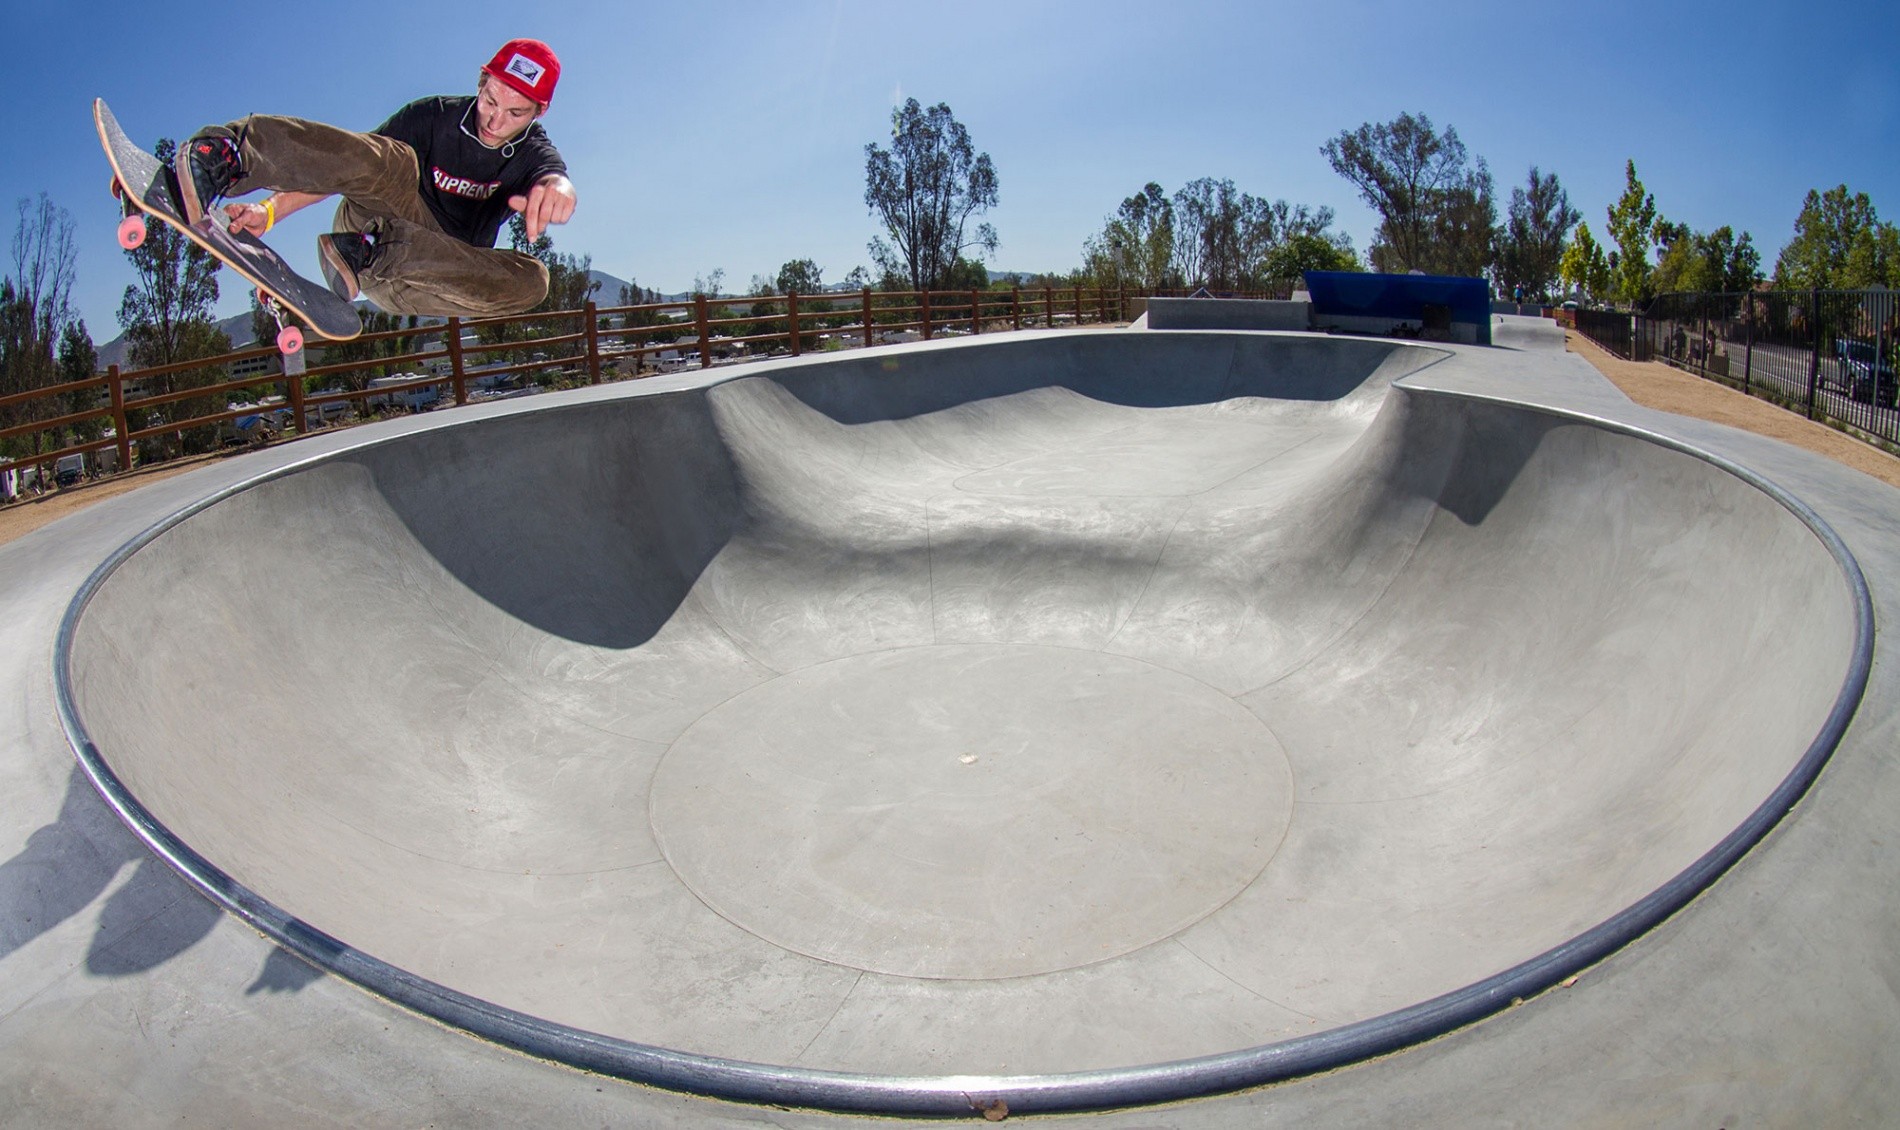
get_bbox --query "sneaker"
[317,232,377,301]
[173,133,244,225]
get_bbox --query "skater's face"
[474,75,541,146]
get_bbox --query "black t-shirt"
[374,95,567,248]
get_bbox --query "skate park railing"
[0,284,1151,493]
[1575,288,1900,450]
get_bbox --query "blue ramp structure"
[1305,270,1493,345]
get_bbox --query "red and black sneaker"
[173,134,244,226]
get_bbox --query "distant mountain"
[588,269,632,301]
[95,310,261,370]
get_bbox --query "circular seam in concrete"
[650,643,1293,979]
[49,377,1875,1117]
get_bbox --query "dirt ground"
[0,446,266,547]
[1562,330,1900,489]
[4,335,1897,550]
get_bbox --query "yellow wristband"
[262,197,276,234]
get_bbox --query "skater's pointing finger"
[510,176,576,242]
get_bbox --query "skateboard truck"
[254,289,306,366]
[110,178,147,250]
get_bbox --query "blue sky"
[7,0,1895,340]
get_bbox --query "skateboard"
[94,98,361,358]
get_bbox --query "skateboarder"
[172,38,578,320]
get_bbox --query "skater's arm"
[507,174,575,242]
[221,191,331,237]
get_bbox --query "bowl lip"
[49,342,1875,1117]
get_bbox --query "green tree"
[0,281,46,463]
[1159,179,1353,290]
[742,275,782,346]
[687,269,743,352]
[540,253,598,313]
[1262,232,1362,278]
[774,258,825,296]
[57,319,102,444]
[614,279,669,341]
[864,99,999,292]
[616,281,661,313]
[0,194,82,461]
[941,256,989,291]
[1604,160,1659,305]
[1322,112,1492,276]
[1170,178,1255,290]
[1558,221,1612,303]
[1082,183,1175,291]
[1427,160,1497,279]
[58,319,96,384]
[1653,226,1762,294]
[1492,167,1580,302]
[773,259,835,345]
[1773,185,1899,289]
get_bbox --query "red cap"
[483,39,560,108]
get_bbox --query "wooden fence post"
[861,287,873,349]
[584,300,601,384]
[696,294,712,369]
[1012,285,1022,332]
[1043,285,1053,328]
[108,365,133,467]
[447,317,467,405]
[920,289,932,341]
[788,291,801,357]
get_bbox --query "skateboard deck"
[94,98,361,348]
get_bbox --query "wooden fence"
[0,285,1140,489]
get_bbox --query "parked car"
[1835,336,1898,407]
[218,408,291,447]
[54,452,86,488]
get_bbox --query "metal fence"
[1575,288,1900,448]
[0,284,1138,495]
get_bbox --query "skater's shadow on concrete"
[0,765,323,996]
[246,945,326,995]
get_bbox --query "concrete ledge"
[1321,313,1484,345]
[1143,297,1311,331]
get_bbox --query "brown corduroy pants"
[204,115,549,318]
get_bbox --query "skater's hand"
[223,202,271,238]
[508,175,576,242]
